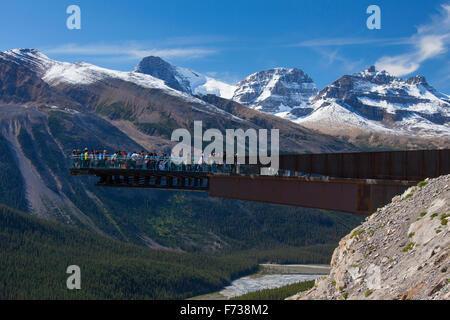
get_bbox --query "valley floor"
[188,264,329,300]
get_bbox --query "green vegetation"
[135,111,180,139]
[0,110,365,299]
[17,128,59,194]
[420,211,427,217]
[365,290,373,297]
[231,280,314,300]
[342,292,348,299]
[403,242,416,252]
[0,203,254,299]
[351,229,365,239]
[417,181,428,188]
[404,187,416,200]
[0,134,27,211]
[431,213,438,219]
[441,214,449,226]
[96,101,136,121]
[43,110,364,251]
[405,193,413,200]
[0,203,342,299]
[408,232,415,238]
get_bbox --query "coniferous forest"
[0,124,363,299]
[0,203,341,299]
[231,280,315,300]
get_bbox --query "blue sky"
[1,0,450,93]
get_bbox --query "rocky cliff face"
[133,56,188,93]
[232,68,317,114]
[291,174,450,300]
[134,56,236,98]
[295,67,450,140]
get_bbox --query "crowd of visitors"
[71,149,239,172]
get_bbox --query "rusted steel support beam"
[95,183,208,192]
[278,149,449,181]
[208,175,416,215]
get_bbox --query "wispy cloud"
[376,2,450,76]
[44,42,218,61]
[204,71,242,84]
[314,47,364,72]
[292,37,411,47]
[289,34,410,76]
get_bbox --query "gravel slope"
[289,174,450,300]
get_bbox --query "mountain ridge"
[0,48,354,153]
[0,48,361,251]
[131,55,450,145]
[134,55,236,98]
[2,47,448,151]
[293,66,450,143]
[231,67,318,115]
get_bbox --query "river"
[190,264,330,300]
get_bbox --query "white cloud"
[127,48,216,59]
[292,37,411,47]
[314,47,364,72]
[376,3,450,76]
[44,43,217,61]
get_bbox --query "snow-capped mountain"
[130,56,450,142]
[1,48,169,91]
[133,57,319,115]
[4,49,447,147]
[0,48,352,154]
[292,66,450,138]
[133,58,318,115]
[133,56,236,98]
[0,48,245,121]
[231,68,318,115]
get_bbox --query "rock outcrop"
[295,67,450,140]
[232,68,317,114]
[290,174,450,300]
[133,56,236,98]
[133,56,188,93]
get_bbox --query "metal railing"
[69,155,262,175]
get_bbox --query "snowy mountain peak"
[133,59,319,116]
[232,67,318,114]
[3,48,46,57]
[0,48,54,73]
[366,65,376,73]
[0,48,247,123]
[0,48,182,96]
[5,48,41,56]
[133,56,236,99]
[406,75,429,86]
[133,56,168,72]
[354,66,399,86]
[295,66,450,138]
[133,56,187,92]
